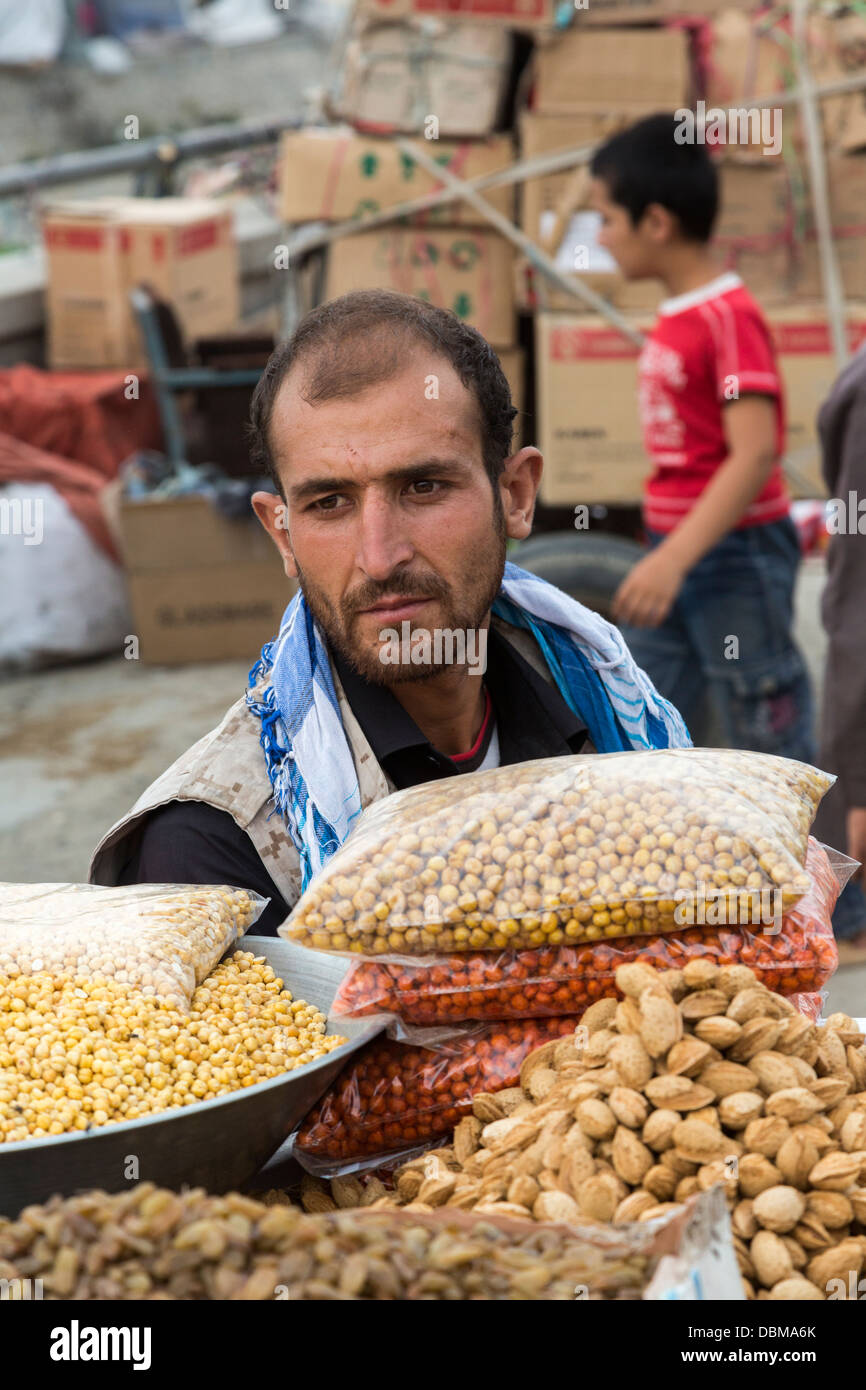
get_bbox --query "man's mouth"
[359,596,432,620]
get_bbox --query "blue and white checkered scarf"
[247,561,691,892]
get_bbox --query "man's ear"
[499,447,543,541]
[251,491,298,579]
[643,202,679,244]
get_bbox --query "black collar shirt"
[330,627,590,788]
[123,629,592,934]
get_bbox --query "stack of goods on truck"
[278,3,866,509]
[277,125,523,414]
[523,3,866,503]
[277,2,596,452]
[277,748,849,1183]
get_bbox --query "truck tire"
[510,531,645,620]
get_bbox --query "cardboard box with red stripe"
[535,313,650,505]
[535,307,866,507]
[355,0,556,26]
[42,196,239,370]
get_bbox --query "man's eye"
[407,480,443,496]
[311,494,346,512]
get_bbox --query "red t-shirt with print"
[638,271,789,534]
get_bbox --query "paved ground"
[0,551,863,1015]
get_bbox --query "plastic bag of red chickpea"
[330,838,843,1032]
[282,749,832,958]
[789,991,826,1023]
[294,1015,579,1175]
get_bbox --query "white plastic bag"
[0,882,267,1009]
[0,0,66,64]
[0,484,131,673]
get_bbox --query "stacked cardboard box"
[535,312,649,506]
[515,23,690,318]
[285,80,520,349]
[337,15,512,138]
[701,7,866,301]
[578,0,755,21]
[535,302,866,507]
[514,16,690,498]
[767,304,866,497]
[526,5,866,504]
[355,0,557,24]
[116,493,297,665]
[701,8,799,159]
[704,7,866,159]
[278,128,516,226]
[293,3,866,509]
[324,226,517,347]
[42,197,240,371]
[794,155,866,302]
[532,25,690,115]
[713,162,795,306]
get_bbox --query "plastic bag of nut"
[329,837,841,1030]
[0,882,267,1010]
[0,1180,740,1300]
[294,1015,579,1175]
[282,749,832,958]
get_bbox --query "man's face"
[590,176,660,280]
[252,344,539,685]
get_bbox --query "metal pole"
[791,0,848,369]
[0,116,305,199]
[285,142,602,258]
[395,137,645,347]
[749,66,866,110]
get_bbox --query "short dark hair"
[590,113,719,243]
[248,289,517,497]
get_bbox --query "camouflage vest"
[88,618,565,912]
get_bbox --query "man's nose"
[354,493,414,581]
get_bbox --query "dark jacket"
[812,345,866,852]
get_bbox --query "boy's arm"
[613,395,778,628]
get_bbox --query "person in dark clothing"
[812,344,866,956]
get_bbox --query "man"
[811,346,866,957]
[90,290,689,933]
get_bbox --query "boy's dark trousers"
[621,517,816,762]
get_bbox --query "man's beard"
[294,494,507,685]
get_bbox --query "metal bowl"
[0,937,382,1217]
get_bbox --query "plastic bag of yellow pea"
[0,882,267,1010]
[0,949,346,1144]
[281,749,833,958]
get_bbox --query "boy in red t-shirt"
[589,113,814,759]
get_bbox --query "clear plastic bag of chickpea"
[0,882,267,1009]
[281,749,833,958]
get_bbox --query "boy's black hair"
[590,112,719,243]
